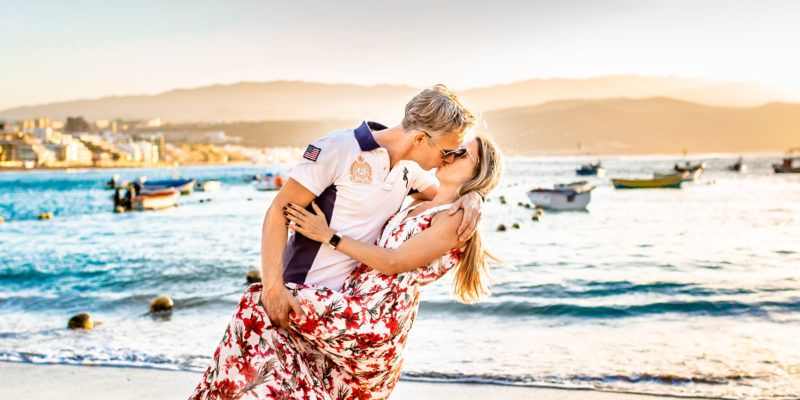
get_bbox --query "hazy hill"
[140,98,800,155]
[0,82,419,123]
[479,97,800,154]
[462,75,790,111]
[1,76,793,122]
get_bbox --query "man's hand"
[260,282,305,329]
[448,191,483,242]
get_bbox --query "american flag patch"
[303,145,321,162]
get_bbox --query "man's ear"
[412,132,426,144]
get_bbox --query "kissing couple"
[191,84,504,399]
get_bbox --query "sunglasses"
[422,131,472,160]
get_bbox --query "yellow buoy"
[38,212,53,220]
[246,269,261,284]
[150,295,174,312]
[0,216,4,223]
[67,313,94,330]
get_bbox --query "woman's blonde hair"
[452,135,503,304]
[402,84,475,139]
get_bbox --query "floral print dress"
[191,203,463,400]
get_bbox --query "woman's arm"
[284,202,465,275]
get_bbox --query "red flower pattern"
[190,203,463,400]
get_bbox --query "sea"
[1,155,799,399]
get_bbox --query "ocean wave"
[0,291,242,313]
[418,298,800,319]
[493,280,786,299]
[401,371,744,398]
[0,350,208,372]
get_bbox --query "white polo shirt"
[283,121,438,290]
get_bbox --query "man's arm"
[260,178,316,329]
[408,185,437,206]
[285,203,465,275]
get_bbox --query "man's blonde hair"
[402,84,475,139]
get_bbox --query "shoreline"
[0,361,721,400]
[0,151,786,173]
[0,160,264,173]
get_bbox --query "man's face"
[412,130,464,170]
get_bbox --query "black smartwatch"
[328,232,342,250]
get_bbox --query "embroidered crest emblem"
[349,155,373,184]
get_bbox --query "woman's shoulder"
[429,207,468,249]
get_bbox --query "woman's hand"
[448,191,483,242]
[284,202,335,244]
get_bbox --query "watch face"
[329,233,342,248]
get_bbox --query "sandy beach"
[0,362,715,400]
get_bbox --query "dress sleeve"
[288,134,350,196]
[409,247,464,286]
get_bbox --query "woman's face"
[434,138,479,185]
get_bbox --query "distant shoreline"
[0,151,785,173]
[0,160,264,173]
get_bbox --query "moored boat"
[612,172,689,189]
[131,187,180,211]
[142,178,196,195]
[194,180,221,192]
[773,148,800,173]
[255,173,285,191]
[728,157,748,173]
[654,169,701,182]
[672,161,705,182]
[576,162,606,177]
[674,161,706,173]
[528,181,595,211]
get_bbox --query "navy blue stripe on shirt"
[282,184,338,284]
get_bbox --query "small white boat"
[576,162,606,177]
[773,148,800,173]
[131,188,180,211]
[527,181,595,211]
[654,169,702,182]
[554,181,595,192]
[255,174,285,191]
[195,180,221,192]
[728,157,748,173]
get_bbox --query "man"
[260,84,483,328]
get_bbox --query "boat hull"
[131,188,180,211]
[612,173,687,189]
[728,164,748,173]
[773,165,800,173]
[527,189,591,211]
[143,179,196,195]
[195,180,221,192]
[576,167,606,177]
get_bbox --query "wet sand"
[0,362,715,399]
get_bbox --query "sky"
[1,0,800,110]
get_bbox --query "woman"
[191,136,503,400]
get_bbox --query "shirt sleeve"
[406,162,438,193]
[288,134,350,196]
